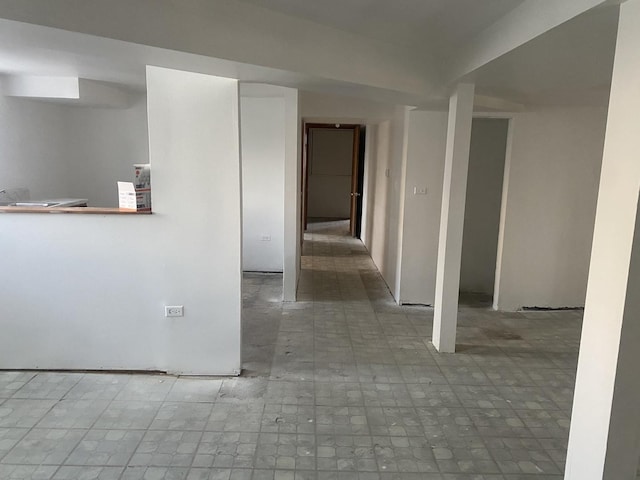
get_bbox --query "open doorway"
[460,118,510,305]
[302,123,365,237]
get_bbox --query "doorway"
[459,118,510,304]
[302,123,365,237]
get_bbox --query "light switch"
[413,186,427,195]
[385,168,390,178]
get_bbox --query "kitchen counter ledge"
[0,206,151,214]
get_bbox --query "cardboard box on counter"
[134,164,151,189]
[133,164,152,212]
[135,190,151,212]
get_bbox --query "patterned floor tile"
[0,220,591,477]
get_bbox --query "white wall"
[565,3,640,476]
[397,107,605,309]
[307,128,353,219]
[0,92,149,207]
[282,87,301,302]
[239,83,300,299]
[362,106,411,300]
[0,95,71,199]
[391,106,411,298]
[240,96,285,272]
[365,120,391,272]
[0,66,242,374]
[460,118,508,295]
[360,123,377,248]
[398,110,448,305]
[494,106,607,310]
[300,90,396,124]
[65,94,149,207]
[300,92,394,124]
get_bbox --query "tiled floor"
[1,219,634,479]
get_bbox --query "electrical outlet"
[165,306,184,317]
[413,186,427,195]
[261,235,271,241]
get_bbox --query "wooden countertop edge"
[0,206,152,214]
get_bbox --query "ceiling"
[237,0,526,57]
[0,18,426,105]
[472,5,618,107]
[0,0,621,108]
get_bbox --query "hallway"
[0,221,589,479]
[243,220,584,478]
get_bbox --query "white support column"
[432,83,475,353]
[283,88,300,302]
[565,1,640,478]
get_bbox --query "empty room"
[0,1,639,479]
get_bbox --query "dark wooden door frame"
[348,125,362,237]
[354,126,367,238]
[302,123,363,236]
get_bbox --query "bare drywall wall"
[240,83,300,299]
[495,106,607,310]
[0,95,72,199]
[300,91,399,124]
[363,106,411,300]
[566,4,640,475]
[64,94,150,207]
[365,120,392,275]
[460,118,508,295]
[307,128,353,219]
[392,106,411,298]
[241,96,286,272]
[398,110,448,305]
[397,107,604,310]
[360,123,377,248]
[282,87,301,302]
[0,66,242,374]
[0,93,149,207]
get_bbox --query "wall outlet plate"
[261,235,271,241]
[165,306,184,317]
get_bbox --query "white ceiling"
[237,0,526,56]
[472,5,618,107]
[0,18,426,105]
[0,1,621,108]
